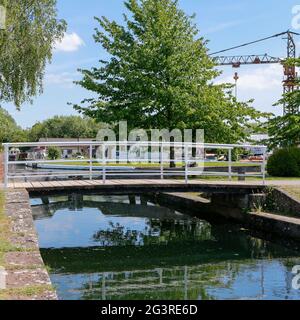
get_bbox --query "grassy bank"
[0,191,15,266]
[0,191,56,300]
[282,187,300,201]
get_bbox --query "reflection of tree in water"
[93,222,143,246]
[92,219,212,246]
[80,262,243,301]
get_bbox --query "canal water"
[30,194,300,300]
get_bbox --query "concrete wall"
[267,188,300,216]
[246,212,300,241]
[156,192,300,242]
[154,192,248,223]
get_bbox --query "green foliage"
[73,0,268,143]
[28,115,106,141]
[268,58,300,148]
[231,148,245,162]
[0,107,27,146]
[268,114,300,149]
[47,146,61,160]
[267,148,300,177]
[289,147,300,168]
[0,0,66,108]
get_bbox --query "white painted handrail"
[3,141,267,188]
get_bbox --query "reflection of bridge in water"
[31,194,192,221]
[32,194,299,300]
[51,262,275,300]
[75,264,229,300]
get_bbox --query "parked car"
[248,155,264,162]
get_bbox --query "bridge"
[3,141,267,192]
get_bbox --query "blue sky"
[3,0,300,128]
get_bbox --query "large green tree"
[0,108,27,145]
[28,115,106,141]
[268,59,300,148]
[74,0,266,143]
[268,114,300,149]
[0,0,66,109]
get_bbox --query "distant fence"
[2,141,267,188]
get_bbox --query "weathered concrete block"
[246,211,300,241]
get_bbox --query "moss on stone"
[0,285,55,300]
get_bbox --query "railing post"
[160,142,164,180]
[228,148,232,181]
[89,144,93,181]
[262,147,266,185]
[102,143,106,183]
[4,144,9,189]
[184,144,188,184]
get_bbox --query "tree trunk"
[170,137,176,168]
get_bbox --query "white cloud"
[216,64,284,115]
[45,72,79,88]
[216,64,282,91]
[54,32,84,52]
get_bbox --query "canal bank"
[154,188,300,241]
[0,153,4,184]
[30,192,300,300]
[1,182,300,300]
[0,190,56,300]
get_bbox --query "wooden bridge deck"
[9,179,259,188]
[6,178,300,195]
[7,179,267,194]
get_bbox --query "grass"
[175,175,300,182]
[45,160,260,168]
[0,285,54,300]
[41,161,300,183]
[0,192,24,266]
[0,191,54,300]
[264,177,300,181]
[0,191,15,265]
[281,187,300,201]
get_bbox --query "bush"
[267,147,300,177]
[289,147,300,168]
[47,147,61,160]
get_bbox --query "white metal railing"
[2,141,267,188]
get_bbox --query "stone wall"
[246,211,300,241]
[267,188,300,216]
[0,153,3,184]
[3,189,57,300]
[156,191,300,242]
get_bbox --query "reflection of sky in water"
[50,260,300,301]
[35,208,149,248]
[204,261,298,300]
[32,195,300,300]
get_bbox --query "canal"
[30,194,300,300]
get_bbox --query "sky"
[3,0,300,128]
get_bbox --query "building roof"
[39,138,95,143]
[250,134,269,142]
